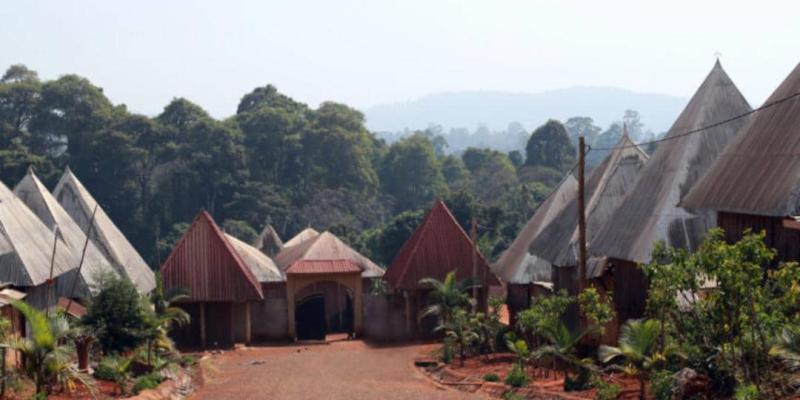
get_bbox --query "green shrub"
[593,377,621,400]
[564,366,591,391]
[483,373,500,382]
[132,372,164,394]
[651,370,674,400]
[178,354,198,367]
[502,390,525,400]
[504,364,530,388]
[734,384,759,400]
[82,273,150,353]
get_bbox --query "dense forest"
[0,64,614,268]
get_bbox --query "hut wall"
[718,212,800,263]
[506,284,530,327]
[170,303,202,349]
[251,282,289,341]
[205,302,234,348]
[611,259,648,323]
[362,293,408,341]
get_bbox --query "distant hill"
[363,87,686,135]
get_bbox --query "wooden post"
[353,275,363,337]
[200,303,207,349]
[245,302,252,346]
[470,217,478,311]
[404,291,411,337]
[287,279,296,340]
[577,136,587,292]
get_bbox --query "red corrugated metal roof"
[286,259,361,274]
[161,211,264,302]
[384,200,501,290]
[57,297,86,318]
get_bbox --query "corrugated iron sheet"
[590,61,752,264]
[682,62,800,217]
[161,211,263,302]
[286,259,361,274]
[384,200,501,290]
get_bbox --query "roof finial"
[622,122,629,139]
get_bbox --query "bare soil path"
[191,339,487,400]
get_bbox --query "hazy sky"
[2,1,798,118]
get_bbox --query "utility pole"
[577,136,587,292]
[470,217,478,311]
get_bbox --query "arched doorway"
[286,270,363,340]
[294,281,354,340]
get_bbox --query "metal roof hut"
[162,211,283,348]
[14,168,121,299]
[275,231,383,339]
[493,174,577,323]
[682,62,800,262]
[590,60,752,324]
[0,180,77,308]
[52,167,156,294]
[384,200,501,337]
[253,224,283,257]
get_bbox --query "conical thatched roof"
[493,174,577,284]
[226,233,284,282]
[590,61,752,264]
[0,180,75,288]
[682,63,800,216]
[52,168,156,293]
[283,227,319,248]
[530,133,649,271]
[275,231,383,278]
[14,168,119,296]
[253,224,283,257]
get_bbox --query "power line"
[589,91,800,151]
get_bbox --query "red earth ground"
[190,339,490,400]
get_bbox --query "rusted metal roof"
[493,174,577,284]
[384,200,501,290]
[161,211,264,302]
[286,259,361,274]
[275,231,383,278]
[57,297,87,318]
[590,61,752,264]
[530,132,648,268]
[682,62,800,217]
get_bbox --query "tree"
[525,120,575,172]
[379,134,445,211]
[564,116,601,148]
[441,154,470,191]
[82,274,150,354]
[419,271,476,328]
[437,308,478,366]
[9,300,94,396]
[599,319,676,400]
[222,219,258,243]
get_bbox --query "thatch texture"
[283,227,319,248]
[493,175,577,283]
[253,224,283,257]
[14,169,120,297]
[0,180,75,288]
[530,133,648,272]
[275,231,383,278]
[226,233,284,282]
[682,62,800,216]
[53,168,156,293]
[590,61,751,264]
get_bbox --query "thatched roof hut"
[493,174,577,284]
[253,224,283,257]
[530,132,648,274]
[275,231,383,278]
[283,227,320,248]
[14,168,119,297]
[590,61,752,264]
[52,168,156,293]
[682,62,800,217]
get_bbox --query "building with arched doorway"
[162,211,384,347]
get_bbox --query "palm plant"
[144,273,191,365]
[8,300,95,396]
[419,270,477,328]
[505,338,531,369]
[599,319,678,400]
[436,308,478,366]
[98,355,132,395]
[533,319,597,389]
